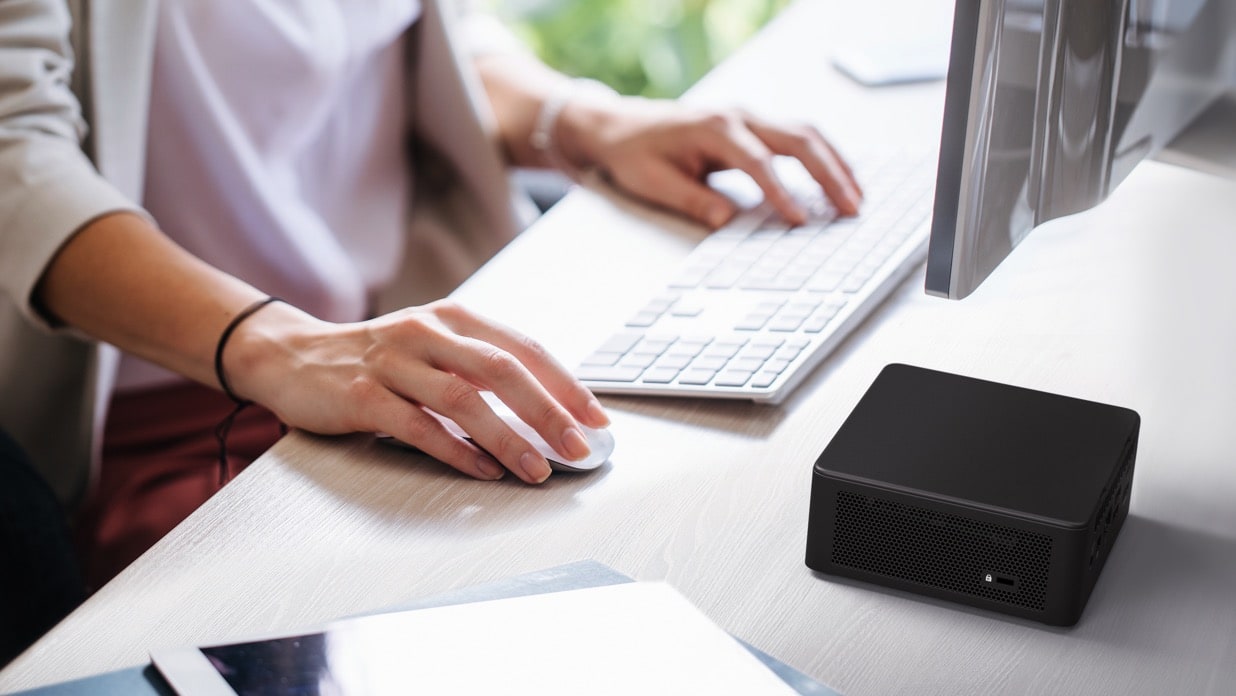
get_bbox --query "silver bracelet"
[529,77,618,180]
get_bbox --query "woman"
[0,0,862,589]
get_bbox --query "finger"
[431,301,610,429]
[741,114,859,185]
[702,122,808,225]
[364,385,507,481]
[616,160,739,229]
[744,118,863,216]
[426,336,592,469]
[822,139,860,193]
[396,364,555,484]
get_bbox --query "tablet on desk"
[151,583,802,695]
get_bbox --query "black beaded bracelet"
[214,296,282,405]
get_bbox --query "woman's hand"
[557,97,864,229]
[223,299,609,485]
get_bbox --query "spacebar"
[576,365,645,382]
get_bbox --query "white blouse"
[118,0,423,391]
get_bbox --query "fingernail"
[707,203,731,228]
[519,451,551,484]
[792,205,808,225]
[847,184,864,210]
[586,398,610,427]
[562,427,591,461]
[476,454,505,480]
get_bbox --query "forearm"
[474,52,568,167]
[34,212,269,390]
[473,53,614,171]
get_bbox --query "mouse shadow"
[806,514,1236,649]
[265,431,612,537]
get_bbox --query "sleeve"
[0,0,148,331]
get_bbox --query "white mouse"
[437,410,614,473]
[378,393,614,473]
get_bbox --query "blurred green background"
[487,0,793,98]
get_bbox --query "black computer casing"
[805,364,1139,626]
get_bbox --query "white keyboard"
[575,152,936,404]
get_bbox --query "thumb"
[616,161,738,229]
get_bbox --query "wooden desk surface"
[4,1,1235,694]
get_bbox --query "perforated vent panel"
[831,490,1053,611]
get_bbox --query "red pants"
[74,382,284,592]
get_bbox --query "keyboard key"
[826,249,865,270]
[576,365,647,382]
[735,313,772,331]
[669,270,709,288]
[653,354,693,370]
[706,339,747,358]
[803,314,836,333]
[774,345,805,361]
[739,277,807,291]
[668,301,705,317]
[741,343,778,360]
[676,336,713,350]
[598,333,641,354]
[618,353,657,370]
[787,259,825,277]
[840,272,871,293]
[787,222,825,237]
[731,356,768,372]
[764,358,792,374]
[632,337,675,356]
[666,342,707,359]
[751,371,781,388]
[704,268,747,289]
[750,337,785,349]
[581,351,624,367]
[806,270,845,292]
[691,355,730,371]
[679,368,718,385]
[625,311,662,328]
[642,367,682,384]
[768,315,807,332]
[714,369,754,387]
[647,293,681,310]
[749,227,787,241]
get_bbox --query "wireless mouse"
[378,393,614,473]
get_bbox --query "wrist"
[214,297,284,404]
[220,300,321,406]
[532,78,619,178]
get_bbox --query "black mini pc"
[805,364,1139,626]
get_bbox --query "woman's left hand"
[556,97,864,229]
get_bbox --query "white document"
[153,582,801,695]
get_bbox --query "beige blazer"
[0,0,529,506]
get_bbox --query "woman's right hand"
[223,299,610,484]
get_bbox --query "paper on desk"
[163,582,800,695]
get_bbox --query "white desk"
[3,1,1235,694]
